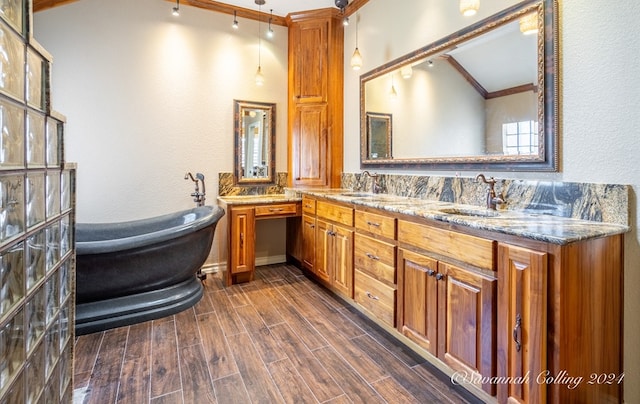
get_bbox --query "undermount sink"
[437,208,501,218]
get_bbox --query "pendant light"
[459,0,479,17]
[389,74,397,99]
[255,0,266,86]
[171,0,179,16]
[350,12,362,70]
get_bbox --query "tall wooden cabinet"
[287,10,343,188]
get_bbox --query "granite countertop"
[216,190,629,245]
[217,194,302,205]
[299,189,630,245]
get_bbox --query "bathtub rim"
[76,205,224,255]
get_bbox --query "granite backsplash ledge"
[218,172,288,196]
[342,173,629,226]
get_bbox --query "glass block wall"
[0,0,75,402]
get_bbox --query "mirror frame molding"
[359,0,559,171]
[233,99,277,185]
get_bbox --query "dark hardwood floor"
[73,264,479,403]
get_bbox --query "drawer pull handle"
[366,291,379,301]
[367,221,381,227]
[365,252,380,261]
[513,313,522,352]
[269,208,284,212]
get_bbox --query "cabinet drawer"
[354,234,396,286]
[255,203,298,217]
[354,270,396,328]
[302,196,316,215]
[316,201,353,226]
[397,220,495,270]
[355,210,396,240]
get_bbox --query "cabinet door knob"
[427,269,435,276]
[435,273,444,281]
[513,313,522,352]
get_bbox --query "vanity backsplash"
[217,172,628,226]
[218,172,288,196]
[342,173,629,226]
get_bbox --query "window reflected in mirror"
[233,100,276,185]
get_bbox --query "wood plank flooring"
[73,264,480,404]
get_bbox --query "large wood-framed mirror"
[233,100,276,185]
[360,0,558,171]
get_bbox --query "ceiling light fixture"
[519,12,538,35]
[255,0,266,86]
[350,12,362,70]
[459,0,479,17]
[267,9,274,37]
[232,10,239,29]
[172,0,179,16]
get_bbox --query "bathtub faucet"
[184,172,206,207]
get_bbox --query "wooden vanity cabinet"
[397,246,497,395]
[496,236,623,404]
[311,200,354,297]
[229,206,255,279]
[301,196,317,271]
[497,243,547,404]
[287,10,343,188]
[353,210,398,328]
[224,201,301,286]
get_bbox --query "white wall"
[34,0,288,225]
[345,0,640,402]
[34,0,289,266]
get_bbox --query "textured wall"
[344,0,640,401]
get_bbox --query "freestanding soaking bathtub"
[75,205,224,335]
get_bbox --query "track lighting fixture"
[267,9,274,37]
[232,11,238,29]
[459,0,479,16]
[172,0,179,16]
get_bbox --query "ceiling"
[211,0,339,17]
[33,0,365,23]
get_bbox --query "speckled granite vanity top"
[299,189,629,245]
[217,194,301,205]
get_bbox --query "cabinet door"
[440,262,496,395]
[331,225,354,298]
[291,103,328,187]
[497,243,547,404]
[229,207,255,275]
[290,19,328,101]
[301,214,316,271]
[314,219,332,283]
[397,249,439,355]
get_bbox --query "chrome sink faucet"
[362,171,382,194]
[475,173,505,210]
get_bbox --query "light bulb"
[351,48,362,70]
[459,0,480,17]
[255,66,265,86]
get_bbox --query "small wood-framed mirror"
[366,112,392,159]
[233,100,276,185]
